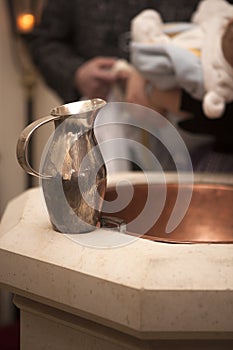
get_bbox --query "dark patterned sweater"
[26,0,200,102]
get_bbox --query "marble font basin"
[103,183,233,243]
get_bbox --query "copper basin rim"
[102,183,233,244]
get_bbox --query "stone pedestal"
[0,172,233,349]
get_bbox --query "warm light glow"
[16,13,35,33]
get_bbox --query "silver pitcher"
[17,99,108,233]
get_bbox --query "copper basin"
[103,183,233,243]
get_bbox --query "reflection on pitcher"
[17,99,107,233]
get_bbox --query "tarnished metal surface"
[17,99,107,233]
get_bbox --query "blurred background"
[0,1,60,348]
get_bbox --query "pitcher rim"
[51,98,106,117]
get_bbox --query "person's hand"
[125,69,191,118]
[74,56,118,99]
[124,68,151,107]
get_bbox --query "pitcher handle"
[16,114,60,178]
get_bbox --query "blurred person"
[24,0,203,173]
[25,0,200,104]
[26,0,233,174]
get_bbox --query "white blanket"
[131,0,233,118]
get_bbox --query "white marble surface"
[0,172,233,338]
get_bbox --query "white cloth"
[96,59,153,174]
[192,0,233,118]
[131,41,205,100]
[131,1,233,118]
[131,9,171,45]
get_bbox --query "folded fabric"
[192,0,233,118]
[131,0,233,118]
[131,41,205,100]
